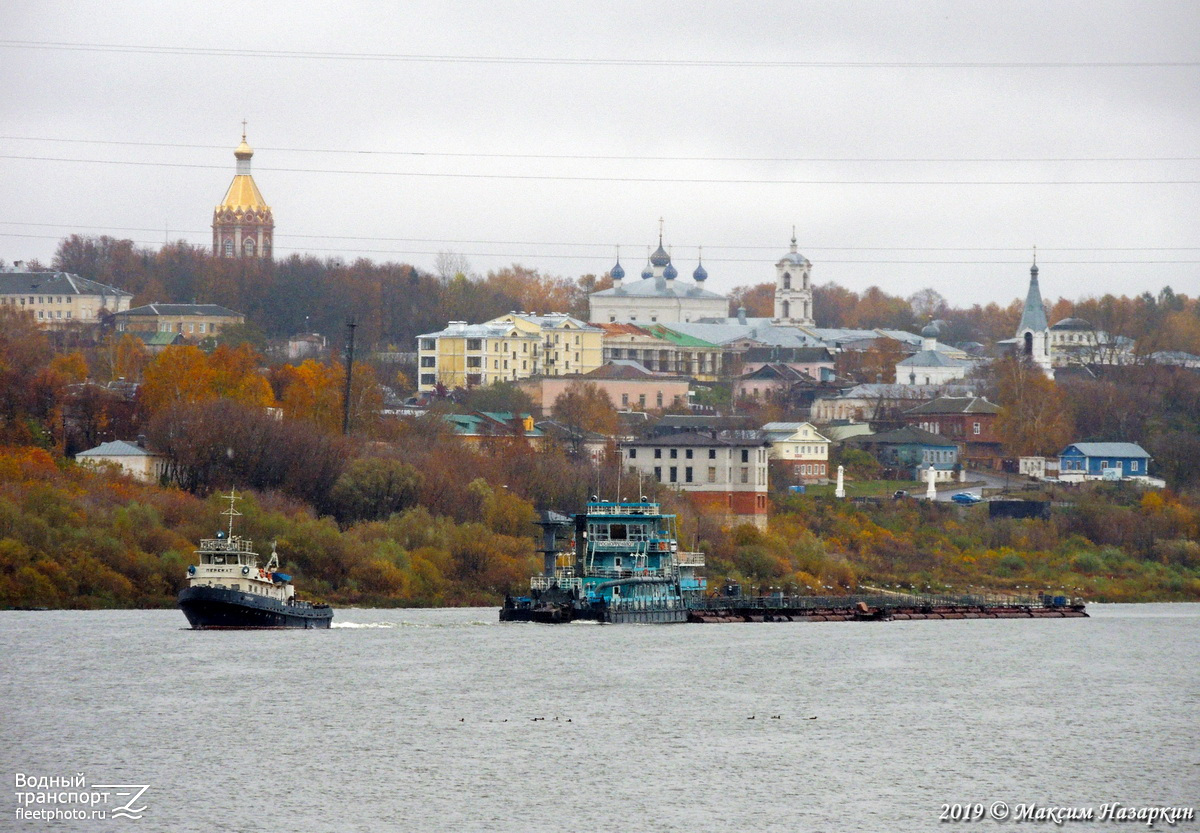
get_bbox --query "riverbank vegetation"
[1,441,1197,610]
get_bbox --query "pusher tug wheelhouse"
[500,498,706,624]
[178,491,332,629]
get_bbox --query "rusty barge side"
[689,597,1088,624]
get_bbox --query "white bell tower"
[773,228,815,326]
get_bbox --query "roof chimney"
[737,306,747,325]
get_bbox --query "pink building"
[520,360,690,414]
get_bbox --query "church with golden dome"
[212,128,273,259]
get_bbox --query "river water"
[2,604,1197,832]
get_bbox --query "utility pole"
[342,317,357,436]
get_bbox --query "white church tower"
[1015,248,1053,375]
[773,228,815,326]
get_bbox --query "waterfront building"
[620,432,770,529]
[1057,442,1152,482]
[761,421,831,482]
[849,426,959,481]
[901,395,1002,470]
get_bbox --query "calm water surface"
[2,604,1197,832]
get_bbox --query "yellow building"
[416,313,603,392]
[0,268,132,327]
[212,129,274,259]
[114,303,245,341]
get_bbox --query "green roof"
[645,324,718,348]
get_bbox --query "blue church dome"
[610,260,625,280]
[640,262,654,280]
[692,262,708,282]
[663,263,678,280]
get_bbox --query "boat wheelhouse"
[502,498,705,624]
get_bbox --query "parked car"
[951,492,982,505]
[892,490,909,499]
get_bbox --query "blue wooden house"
[851,426,959,481]
[1057,442,1151,481]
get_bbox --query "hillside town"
[6,137,1193,523]
[2,130,1198,612]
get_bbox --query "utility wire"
[3,231,1196,265]
[1,41,1197,68]
[1,221,1196,253]
[1,136,1194,165]
[3,154,1196,185]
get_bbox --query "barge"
[501,500,1087,624]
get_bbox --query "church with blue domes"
[588,224,729,324]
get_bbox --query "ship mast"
[221,490,242,540]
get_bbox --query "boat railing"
[674,551,706,567]
[531,576,584,594]
[585,502,661,516]
[609,597,684,612]
[583,567,673,580]
[198,538,257,553]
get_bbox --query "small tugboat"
[500,498,705,624]
[178,491,332,629]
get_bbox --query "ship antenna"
[221,489,242,539]
[616,455,622,505]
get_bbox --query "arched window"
[262,238,272,257]
[223,238,234,257]
[1024,331,1034,356]
[782,272,791,290]
[243,237,256,256]
[781,300,790,319]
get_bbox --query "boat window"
[627,524,648,541]
[609,524,628,540]
[589,523,609,540]
[214,555,225,564]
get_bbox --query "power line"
[1,135,1195,165]
[3,231,1197,265]
[3,154,1197,185]
[2,221,1197,253]
[2,40,1197,68]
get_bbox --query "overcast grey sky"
[2,1,1197,308]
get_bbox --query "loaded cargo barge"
[500,500,1087,624]
[687,593,1088,623]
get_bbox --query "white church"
[588,228,818,326]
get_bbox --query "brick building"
[620,433,770,529]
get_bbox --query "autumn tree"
[991,355,1075,457]
[329,457,423,524]
[728,283,775,318]
[139,344,273,417]
[551,382,618,435]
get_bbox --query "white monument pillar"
[835,465,845,499]
[926,464,937,500]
